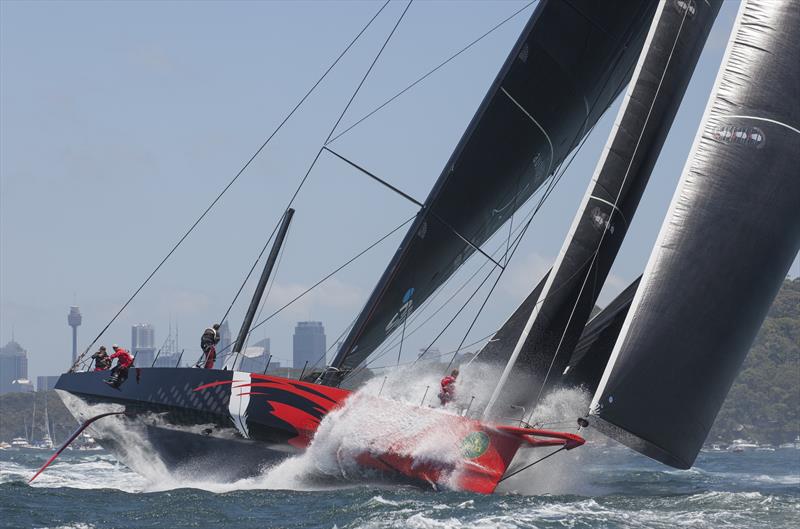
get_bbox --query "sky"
[1,0,797,383]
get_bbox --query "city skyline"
[1,2,798,384]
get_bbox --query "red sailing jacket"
[110,348,133,368]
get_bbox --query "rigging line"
[366,331,498,371]
[343,263,500,384]
[220,0,414,332]
[526,5,691,425]
[221,0,406,328]
[326,0,538,145]
[307,315,358,373]
[323,146,422,207]
[367,170,559,361]
[443,224,528,373]
[246,216,416,338]
[325,0,414,145]
[364,162,561,375]
[396,308,408,367]
[498,446,567,482]
[69,1,391,371]
[441,131,586,372]
[323,146,506,270]
[215,215,414,365]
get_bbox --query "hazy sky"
[2,0,797,382]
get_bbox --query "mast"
[325,0,659,385]
[590,0,800,469]
[31,394,37,443]
[231,208,294,366]
[43,393,52,447]
[482,0,721,418]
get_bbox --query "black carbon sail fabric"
[479,0,721,400]
[562,276,641,393]
[328,0,659,382]
[590,0,800,469]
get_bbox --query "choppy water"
[2,445,798,529]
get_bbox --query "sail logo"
[385,288,414,334]
[672,0,697,18]
[712,125,765,148]
[591,207,615,234]
[461,431,490,459]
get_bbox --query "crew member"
[197,323,221,369]
[438,368,459,405]
[91,346,111,371]
[105,344,133,388]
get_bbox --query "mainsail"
[481,0,721,416]
[327,0,659,383]
[590,0,800,469]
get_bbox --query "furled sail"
[590,0,800,469]
[481,0,721,415]
[326,0,659,384]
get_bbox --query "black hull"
[56,368,349,481]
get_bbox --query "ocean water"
[1,445,797,529]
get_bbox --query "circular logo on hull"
[461,431,490,459]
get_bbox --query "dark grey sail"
[326,0,659,385]
[590,0,800,469]
[480,0,721,416]
[561,276,641,393]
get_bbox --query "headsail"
[481,0,721,415]
[562,276,641,393]
[590,0,800,469]
[327,0,659,384]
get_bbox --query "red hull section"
[192,373,584,493]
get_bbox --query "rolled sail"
[326,0,659,385]
[590,0,800,469]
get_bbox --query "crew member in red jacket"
[105,345,133,388]
[438,368,459,405]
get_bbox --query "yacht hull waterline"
[52,368,583,493]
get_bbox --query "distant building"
[131,324,156,367]
[68,306,82,365]
[37,375,60,392]
[293,322,325,369]
[0,340,28,395]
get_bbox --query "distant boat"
[778,436,800,449]
[10,437,31,449]
[728,439,759,452]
